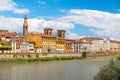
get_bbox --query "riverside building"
[0,14,120,54]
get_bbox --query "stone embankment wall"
[87,52,120,57]
[0,53,82,59]
[0,51,119,59]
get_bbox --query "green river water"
[0,58,111,80]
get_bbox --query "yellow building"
[56,39,65,53]
[41,28,56,53]
[64,39,75,53]
[25,32,42,53]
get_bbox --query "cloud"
[38,1,46,5]
[0,8,120,39]
[0,0,29,14]
[13,8,29,14]
[58,9,120,39]
[0,16,23,33]
[67,32,81,39]
[0,16,74,34]
[59,9,120,29]
[59,9,67,13]
[0,0,17,11]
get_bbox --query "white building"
[73,37,107,52]
[72,40,90,53]
[89,39,106,52]
[105,39,120,52]
[20,41,35,53]
[11,41,17,53]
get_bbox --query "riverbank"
[0,53,119,63]
[86,55,117,60]
[0,56,84,63]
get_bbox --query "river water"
[0,58,111,80]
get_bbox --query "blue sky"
[0,0,120,39]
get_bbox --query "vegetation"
[82,51,87,57]
[13,53,17,58]
[93,58,120,80]
[0,56,84,63]
[96,52,105,54]
[27,53,31,58]
[117,56,120,60]
[36,53,39,58]
[0,45,12,50]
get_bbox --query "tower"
[44,28,53,35]
[57,30,66,38]
[23,14,28,36]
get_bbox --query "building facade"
[20,41,35,53]
[25,32,42,53]
[64,39,75,53]
[72,39,89,53]
[41,28,56,53]
[77,37,106,52]
[110,40,120,52]
[56,39,65,53]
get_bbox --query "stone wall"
[0,53,82,59]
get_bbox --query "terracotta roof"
[65,39,75,42]
[79,37,104,44]
[29,32,41,35]
[82,37,104,40]
[56,40,65,42]
[22,38,35,43]
[75,38,85,42]
[40,34,56,38]
[110,40,120,43]
[0,30,9,32]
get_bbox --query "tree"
[94,59,120,80]
[0,45,12,50]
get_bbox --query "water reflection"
[0,58,110,80]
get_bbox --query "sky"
[0,0,120,39]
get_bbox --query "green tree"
[94,59,120,80]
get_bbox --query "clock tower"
[23,14,28,36]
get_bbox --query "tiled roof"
[110,39,120,43]
[82,37,104,40]
[40,34,56,38]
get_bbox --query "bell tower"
[23,14,28,36]
[44,28,53,35]
[57,30,66,38]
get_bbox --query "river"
[0,58,111,80]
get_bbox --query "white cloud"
[59,9,67,13]
[0,0,17,11]
[13,8,29,14]
[58,9,120,39]
[1,8,120,39]
[0,16,23,33]
[0,0,29,14]
[59,9,120,29]
[67,32,81,39]
[0,16,74,34]
[38,1,46,5]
